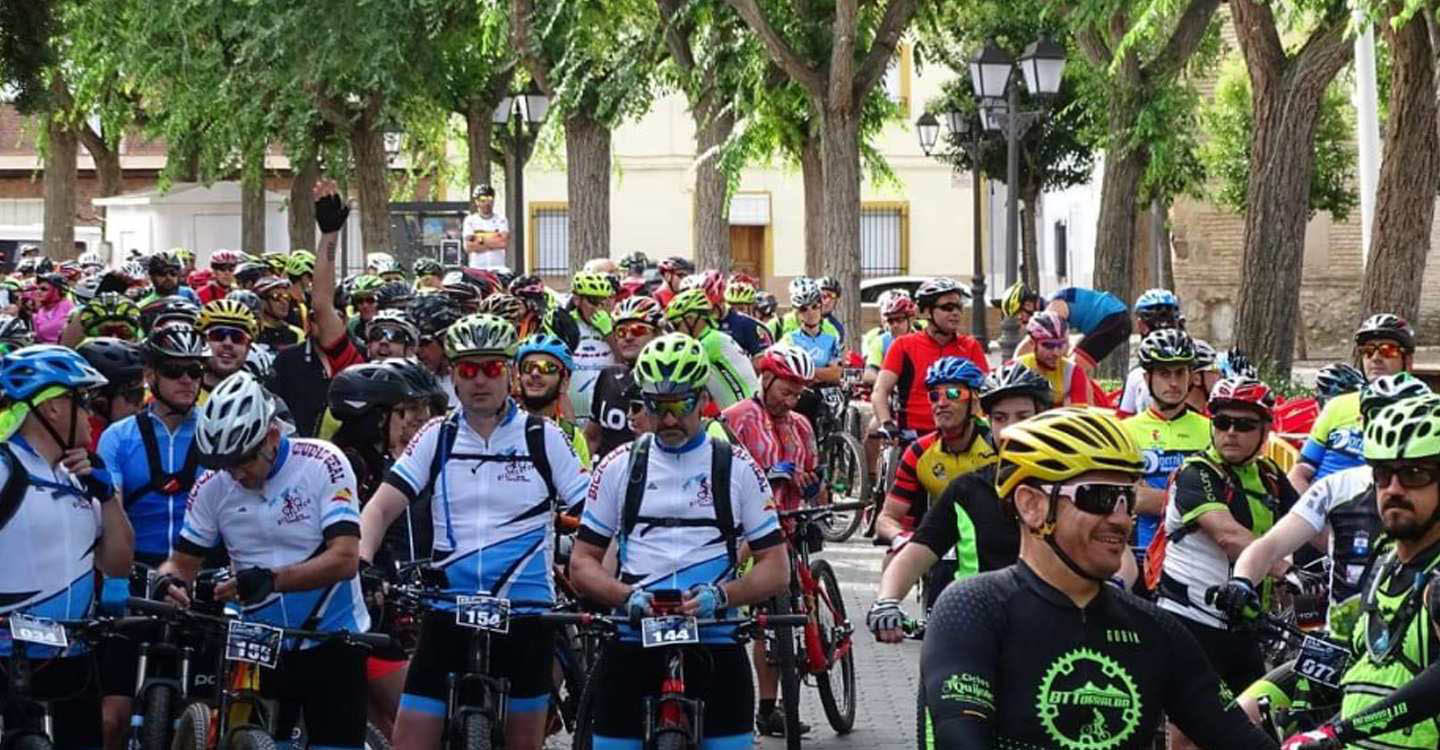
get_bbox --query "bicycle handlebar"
[778,500,869,518]
[536,612,808,630]
[124,597,394,649]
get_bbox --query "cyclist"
[284,250,316,327]
[1290,314,1414,493]
[365,309,420,361]
[586,295,664,461]
[1186,339,1222,414]
[872,277,988,450]
[0,345,131,750]
[724,278,757,319]
[817,275,847,343]
[1016,310,1104,406]
[569,332,788,749]
[567,270,618,425]
[196,298,258,402]
[357,313,588,750]
[413,257,444,291]
[509,273,581,351]
[372,256,407,285]
[867,362,1051,644]
[344,274,385,347]
[253,275,305,351]
[514,333,592,469]
[76,292,143,341]
[410,293,464,409]
[1001,281,1131,374]
[920,407,1277,748]
[768,276,841,342]
[685,270,770,357]
[32,272,73,344]
[875,357,994,571]
[665,287,759,410]
[76,337,146,447]
[196,249,245,303]
[754,290,779,330]
[139,250,200,305]
[1117,288,1183,416]
[153,371,371,750]
[654,255,693,308]
[862,290,918,386]
[1313,361,1367,410]
[1123,329,1212,560]
[780,277,844,429]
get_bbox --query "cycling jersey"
[887,428,996,532]
[719,307,771,356]
[921,561,1277,749]
[1017,352,1101,407]
[1289,464,1378,637]
[577,432,781,644]
[568,317,616,425]
[589,365,636,460]
[826,312,846,343]
[96,407,199,565]
[782,325,843,368]
[773,311,840,341]
[909,467,1018,580]
[270,333,365,438]
[1121,407,1210,549]
[1117,366,1151,417]
[722,396,817,511]
[555,416,592,470]
[256,320,305,351]
[139,286,201,307]
[384,402,588,612]
[881,330,989,433]
[697,327,759,409]
[1049,287,1127,333]
[862,326,887,368]
[177,437,370,638]
[1300,390,1364,480]
[0,437,102,658]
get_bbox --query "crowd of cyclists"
[2,178,1440,750]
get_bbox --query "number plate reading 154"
[1295,636,1350,688]
[641,616,699,648]
[455,596,510,633]
[225,621,283,668]
[8,613,68,648]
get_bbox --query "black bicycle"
[810,370,870,543]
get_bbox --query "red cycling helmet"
[757,343,815,384]
[1208,376,1275,421]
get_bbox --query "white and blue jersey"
[783,326,843,368]
[177,437,370,643]
[578,432,782,644]
[385,402,589,613]
[97,408,199,564]
[0,436,103,658]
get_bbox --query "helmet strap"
[26,394,77,456]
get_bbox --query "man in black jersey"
[920,407,1278,749]
[584,295,663,460]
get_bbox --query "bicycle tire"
[364,721,391,750]
[819,432,868,543]
[137,683,177,750]
[864,444,902,537]
[770,592,803,750]
[553,626,588,732]
[171,701,211,750]
[461,713,494,750]
[8,734,53,750]
[224,727,276,750]
[916,685,928,750]
[810,560,856,733]
[570,642,606,750]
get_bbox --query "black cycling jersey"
[909,467,1019,577]
[589,365,636,460]
[921,561,1278,749]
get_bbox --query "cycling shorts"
[590,642,753,742]
[400,611,553,715]
[259,640,368,749]
[0,655,102,748]
[1071,311,1132,369]
[367,654,408,681]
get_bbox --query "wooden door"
[729,225,766,278]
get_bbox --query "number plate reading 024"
[455,596,511,633]
[1295,636,1350,689]
[641,616,699,648]
[8,613,68,648]
[225,621,283,668]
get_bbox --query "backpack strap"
[124,413,201,508]
[0,444,28,533]
[617,435,740,572]
[421,413,461,499]
[524,414,557,506]
[709,437,738,569]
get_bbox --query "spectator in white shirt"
[463,184,510,269]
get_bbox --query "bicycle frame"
[775,504,864,675]
[447,627,509,747]
[643,602,704,748]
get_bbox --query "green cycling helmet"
[285,250,316,278]
[634,333,710,395]
[1360,372,1433,421]
[1365,393,1440,461]
[571,271,614,299]
[445,313,517,360]
[664,288,712,322]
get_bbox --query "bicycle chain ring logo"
[1035,648,1142,750]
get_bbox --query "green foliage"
[1198,56,1358,221]
[525,0,664,127]
[0,0,56,114]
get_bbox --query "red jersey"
[881,331,989,433]
[196,282,229,305]
[723,396,817,511]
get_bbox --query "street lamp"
[968,36,1066,354]
[492,80,550,272]
[916,108,991,347]
[916,112,941,155]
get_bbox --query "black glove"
[83,452,114,503]
[151,573,189,602]
[879,420,901,441]
[235,567,276,604]
[315,192,351,233]
[359,559,386,598]
[1210,577,1261,626]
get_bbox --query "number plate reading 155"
[225,621,283,668]
[641,616,699,648]
[1295,636,1350,688]
[8,613,68,648]
[455,596,511,633]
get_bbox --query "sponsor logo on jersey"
[684,474,713,507]
[276,487,312,526]
[1036,648,1142,750]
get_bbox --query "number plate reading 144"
[8,613,68,648]
[1295,636,1350,688]
[225,621,283,668]
[641,616,699,648]
[455,596,510,633]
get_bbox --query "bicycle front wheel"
[820,432,868,542]
[811,559,856,733]
[224,727,276,750]
[171,701,212,750]
[137,683,177,750]
[461,713,495,750]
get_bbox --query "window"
[859,202,908,277]
[529,203,568,275]
[883,43,912,116]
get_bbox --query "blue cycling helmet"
[924,356,985,389]
[1134,288,1179,313]
[513,333,575,373]
[1,344,109,402]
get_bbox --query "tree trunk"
[565,113,611,271]
[288,154,319,252]
[466,98,495,191]
[351,119,393,256]
[1155,201,1175,290]
[821,104,862,349]
[1090,126,1148,380]
[692,99,737,272]
[1020,183,1041,290]
[240,148,267,254]
[801,129,824,278]
[77,125,122,229]
[1362,12,1439,323]
[43,117,77,260]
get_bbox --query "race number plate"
[225,621,283,668]
[8,613,68,648]
[455,596,511,634]
[1295,636,1350,688]
[641,616,700,648]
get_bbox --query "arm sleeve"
[910,490,961,556]
[1172,464,1229,524]
[1158,609,1284,748]
[383,417,443,499]
[318,447,362,538]
[578,445,628,544]
[178,473,221,549]
[546,422,591,513]
[732,449,781,550]
[921,579,1002,747]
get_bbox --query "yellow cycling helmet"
[198,299,259,338]
[665,288,712,322]
[286,250,316,278]
[999,280,1041,319]
[995,407,1143,501]
[571,271,614,299]
[725,280,756,306]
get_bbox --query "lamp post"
[916,110,991,347]
[492,81,550,272]
[968,37,1066,354]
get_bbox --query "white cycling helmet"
[788,277,822,308]
[195,371,276,469]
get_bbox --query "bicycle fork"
[644,650,703,750]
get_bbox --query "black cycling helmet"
[141,295,201,332]
[1355,313,1415,351]
[755,291,778,318]
[235,262,270,287]
[1314,362,1366,405]
[78,337,145,385]
[621,251,649,274]
[144,325,211,364]
[658,256,694,275]
[979,362,1053,413]
[146,251,182,275]
[914,277,967,309]
[409,293,463,338]
[375,280,415,311]
[817,276,841,296]
[0,315,34,348]
[1137,329,1196,370]
[328,358,440,421]
[413,257,444,277]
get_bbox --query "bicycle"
[862,428,915,539]
[810,368,871,543]
[558,606,808,750]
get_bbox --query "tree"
[725,0,918,346]
[429,0,517,194]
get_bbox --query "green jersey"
[698,327,759,409]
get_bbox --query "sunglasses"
[207,327,250,345]
[520,359,563,376]
[1360,342,1405,359]
[927,385,971,403]
[118,385,146,404]
[642,393,700,417]
[353,296,378,305]
[796,304,820,313]
[97,323,138,339]
[933,303,964,313]
[1051,482,1137,516]
[453,359,506,380]
[68,391,97,413]
[153,270,179,278]
[1373,462,1440,490]
[368,327,416,346]
[614,322,656,340]
[885,317,911,325]
[1212,414,1263,433]
[158,362,206,381]
[266,294,289,303]
[211,264,235,272]
[1038,340,1067,350]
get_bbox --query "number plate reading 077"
[225,621,283,668]
[8,614,67,648]
[455,596,511,633]
[641,616,699,648]
[1295,636,1350,688]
